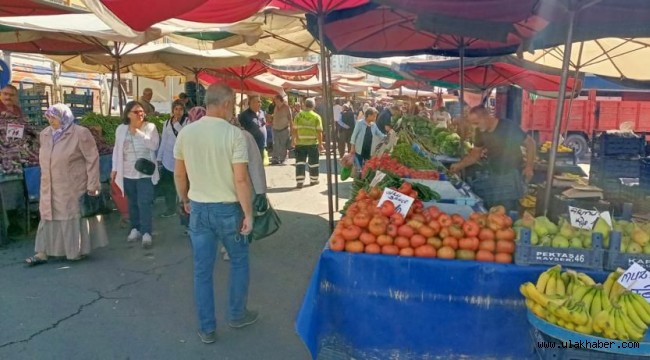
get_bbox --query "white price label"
[369,171,387,188]
[568,206,599,230]
[618,263,650,302]
[6,123,24,140]
[377,188,414,218]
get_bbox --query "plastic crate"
[530,326,647,360]
[515,228,605,270]
[640,158,650,192]
[538,149,577,165]
[593,133,646,157]
[590,157,641,179]
[604,231,650,271]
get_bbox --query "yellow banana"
[603,270,621,299]
[523,282,552,307]
[555,272,566,296]
[535,271,551,293]
[609,282,626,301]
[565,322,576,331]
[577,272,596,286]
[560,271,571,285]
[620,295,648,330]
[628,293,650,325]
[546,274,557,296]
[614,308,630,341]
[575,313,593,335]
[601,290,613,311]
[570,302,589,326]
[547,312,558,325]
[581,289,596,314]
[590,289,603,318]
[593,310,608,333]
[520,283,530,299]
[621,314,645,342]
[532,302,547,319]
[629,291,650,315]
[571,284,591,302]
[603,327,618,340]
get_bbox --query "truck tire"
[564,134,589,158]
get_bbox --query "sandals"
[25,255,48,267]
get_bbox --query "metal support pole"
[459,38,465,117]
[326,52,340,212]
[543,11,576,215]
[114,43,124,116]
[317,14,335,232]
[108,67,115,115]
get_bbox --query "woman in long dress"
[25,104,107,265]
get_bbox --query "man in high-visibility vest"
[292,98,323,189]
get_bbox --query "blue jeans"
[189,201,249,333]
[123,178,154,235]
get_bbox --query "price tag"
[617,263,650,302]
[600,211,613,229]
[369,171,387,188]
[568,206,599,230]
[6,123,24,140]
[377,188,414,218]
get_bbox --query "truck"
[497,77,650,157]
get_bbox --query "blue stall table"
[295,249,607,360]
[99,154,112,183]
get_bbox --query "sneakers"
[296,183,304,189]
[142,233,152,248]
[197,330,217,344]
[127,228,141,242]
[228,310,259,329]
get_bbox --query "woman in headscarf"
[156,100,188,217]
[25,104,107,265]
[187,106,206,124]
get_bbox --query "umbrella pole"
[459,39,466,156]
[326,51,340,212]
[114,43,124,117]
[318,13,335,232]
[240,77,244,113]
[194,70,200,106]
[543,11,576,215]
[108,66,115,115]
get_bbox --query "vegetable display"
[521,265,650,341]
[362,154,440,180]
[79,113,121,145]
[399,115,471,157]
[0,114,40,175]
[332,185,517,263]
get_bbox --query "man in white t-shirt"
[432,106,452,129]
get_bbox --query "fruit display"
[612,220,650,254]
[521,265,650,341]
[540,141,573,153]
[514,213,612,249]
[332,190,517,263]
[362,154,440,180]
[0,114,40,175]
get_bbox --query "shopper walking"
[349,107,386,169]
[270,95,292,165]
[25,104,107,265]
[111,101,160,248]
[238,95,265,157]
[174,83,256,344]
[157,100,188,217]
[292,98,323,188]
[337,103,355,155]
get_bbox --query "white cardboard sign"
[568,206,599,230]
[377,188,414,218]
[6,123,24,140]
[617,263,650,302]
[369,171,387,188]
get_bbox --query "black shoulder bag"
[251,194,281,241]
[129,132,156,176]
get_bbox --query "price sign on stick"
[377,188,414,218]
[6,123,24,140]
[369,171,387,188]
[617,263,650,302]
[568,206,599,230]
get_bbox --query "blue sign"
[0,59,10,88]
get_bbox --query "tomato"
[408,191,418,199]
[427,237,442,249]
[439,227,450,239]
[417,225,435,238]
[437,246,456,259]
[456,249,475,260]
[394,236,411,249]
[496,240,516,254]
[415,244,437,258]
[407,220,423,230]
[381,245,400,255]
[478,239,496,252]
[462,220,480,238]
[368,187,382,200]
[368,217,387,236]
[341,216,354,227]
[488,213,506,231]
[451,214,465,225]
[442,237,459,250]
[476,250,495,262]
[399,247,415,257]
[496,228,516,242]
[341,225,362,241]
[478,228,495,242]
[489,205,506,216]
[364,243,381,254]
[390,213,405,226]
[329,235,345,251]
[397,225,415,238]
[448,225,464,239]
[345,241,364,253]
[355,189,368,201]
[359,232,377,245]
[438,214,453,227]
[411,214,426,223]
[427,220,441,234]
[386,224,398,237]
[469,212,482,222]
[504,215,513,227]
[410,234,427,248]
[459,237,479,251]
[495,252,513,263]
[427,206,441,220]
[353,213,371,228]
[376,235,394,246]
[398,182,413,194]
[380,201,396,217]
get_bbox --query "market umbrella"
[398,56,582,99]
[204,60,270,106]
[82,0,270,33]
[354,60,458,89]
[0,26,109,54]
[198,72,286,97]
[0,0,82,16]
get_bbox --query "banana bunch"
[603,269,627,301]
[519,194,536,208]
[592,300,648,341]
[536,265,566,296]
[540,141,573,153]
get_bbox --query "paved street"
[0,160,346,360]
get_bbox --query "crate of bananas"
[521,265,650,347]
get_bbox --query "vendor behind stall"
[0,84,24,118]
[450,106,535,210]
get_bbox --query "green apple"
[569,238,583,248]
[551,235,570,248]
[628,242,643,254]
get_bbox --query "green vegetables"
[80,113,121,145]
[391,142,438,170]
